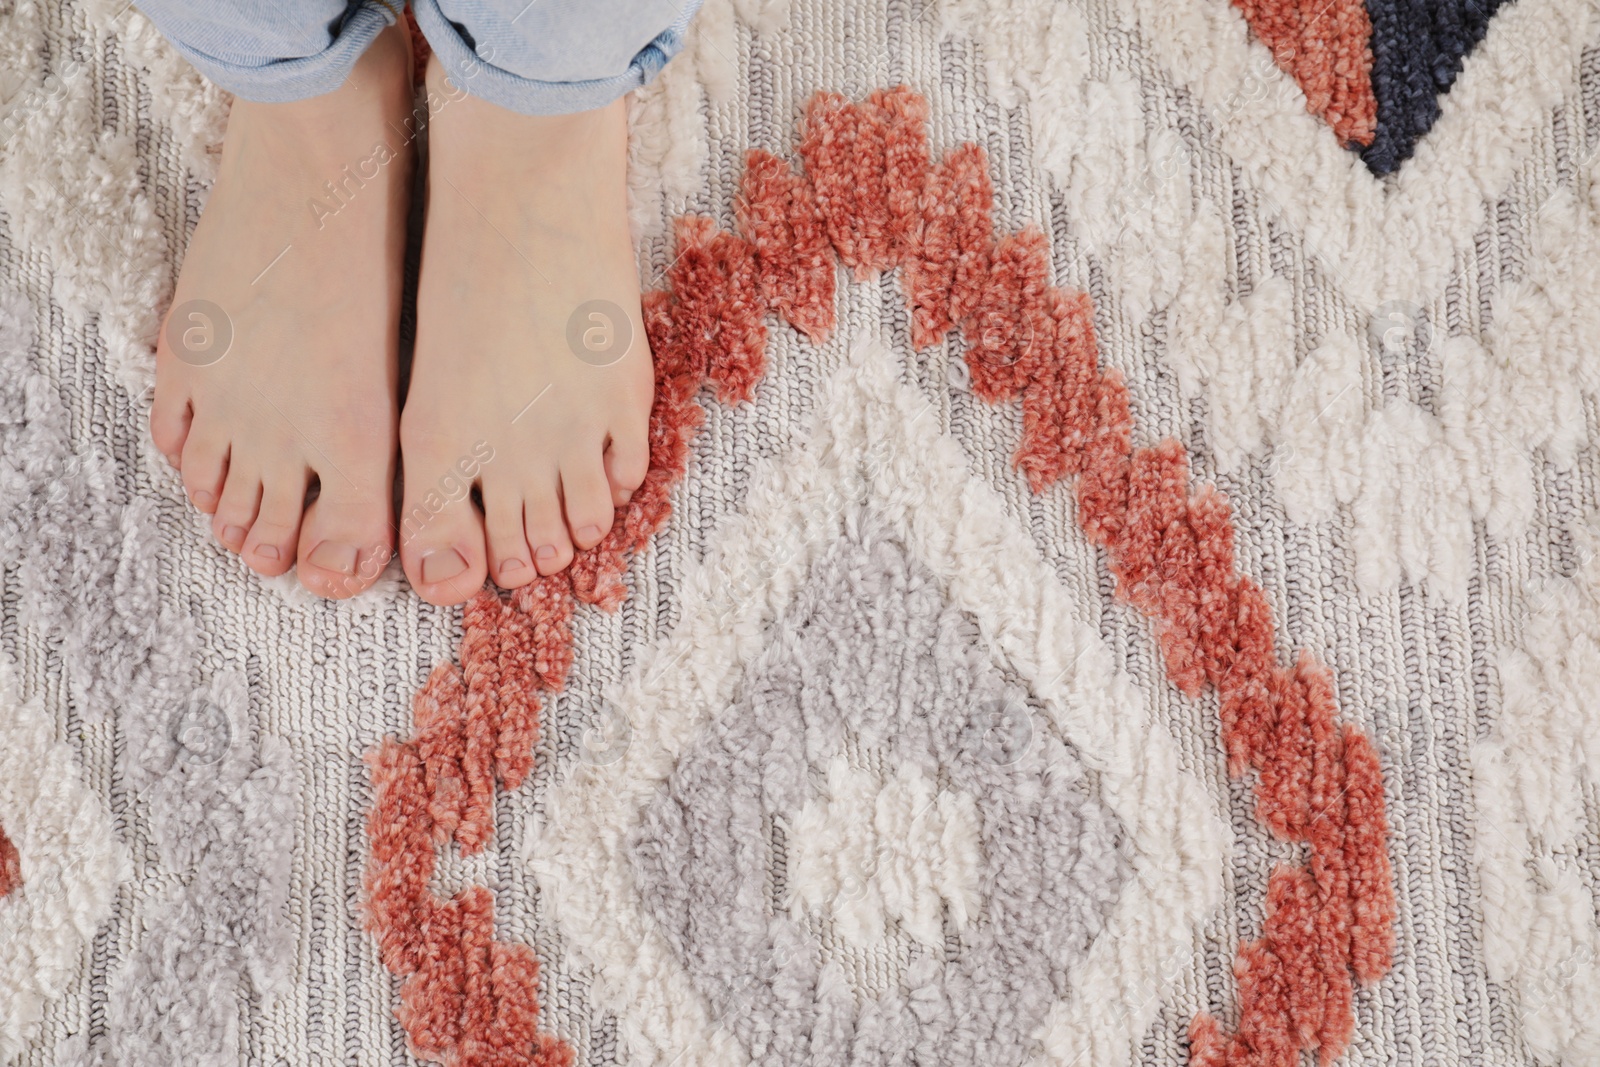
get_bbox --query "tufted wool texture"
[628,510,1131,1066]
[2,0,1600,1065]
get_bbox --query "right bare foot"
[150,24,414,599]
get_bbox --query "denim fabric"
[132,0,701,113]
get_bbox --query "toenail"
[309,542,359,575]
[222,525,247,546]
[578,525,602,544]
[165,453,180,468]
[501,558,527,577]
[535,545,558,562]
[255,544,281,561]
[618,489,632,503]
[421,548,468,584]
[192,490,215,508]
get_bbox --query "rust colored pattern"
[0,826,20,899]
[1232,0,1378,147]
[786,85,1393,1067]
[364,85,1393,1067]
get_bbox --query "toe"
[180,428,230,514]
[560,453,616,551]
[483,484,535,589]
[296,470,396,600]
[150,391,192,469]
[211,464,263,554]
[603,430,649,508]
[400,470,487,607]
[242,467,309,577]
[523,481,573,576]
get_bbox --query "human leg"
[398,0,699,603]
[141,4,417,597]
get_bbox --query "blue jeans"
[132,0,701,115]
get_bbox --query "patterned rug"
[2,0,1599,1065]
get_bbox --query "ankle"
[234,24,414,133]
[425,53,624,146]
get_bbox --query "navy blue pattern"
[1360,0,1513,173]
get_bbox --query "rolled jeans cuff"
[148,1,399,104]
[409,0,701,115]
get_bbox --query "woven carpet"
[2,0,1600,1064]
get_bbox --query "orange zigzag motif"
[1231,0,1378,148]
[363,86,1394,1067]
[801,85,1394,1067]
[0,825,19,899]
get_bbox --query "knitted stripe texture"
[2,0,1594,1063]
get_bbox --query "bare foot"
[151,25,414,598]
[400,54,653,606]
